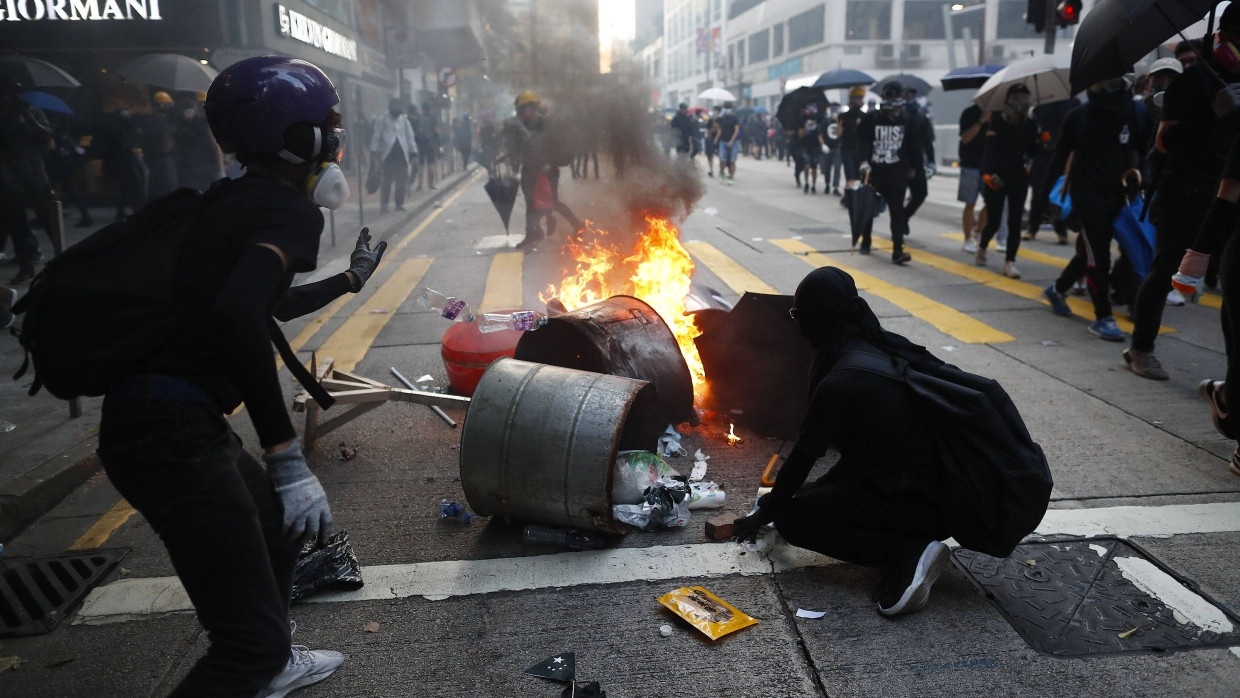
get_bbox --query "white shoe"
[256,645,345,698]
[962,238,978,253]
[1003,261,1021,279]
[995,238,1008,253]
[1166,289,1186,306]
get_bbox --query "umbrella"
[776,86,829,131]
[692,292,816,440]
[1070,0,1218,94]
[973,54,1074,112]
[753,106,770,113]
[0,54,81,88]
[812,68,876,90]
[848,182,882,252]
[117,53,218,92]
[940,64,1005,91]
[697,87,737,101]
[24,90,72,114]
[872,73,933,96]
[484,175,519,232]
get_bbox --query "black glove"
[347,227,387,292]
[732,506,777,544]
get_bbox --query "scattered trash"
[940,345,956,353]
[0,419,14,433]
[416,374,434,383]
[434,200,445,208]
[612,476,691,530]
[364,621,381,633]
[525,652,575,682]
[795,609,827,619]
[438,500,473,523]
[291,530,365,601]
[689,461,708,482]
[563,681,605,698]
[687,482,726,509]
[659,624,673,637]
[522,524,607,551]
[726,422,742,446]
[477,309,548,333]
[751,237,764,242]
[791,235,803,240]
[369,309,390,314]
[613,451,680,504]
[119,567,131,576]
[657,586,758,640]
[0,656,24,674]
[703,207,718,215]
[1118,627,1139,639]
[337,443,359,461]
[1041,340,1064,347]
[44,656,76,668]
[656,425,688,458]
[1023,559,1038,567]
[417,288,475,322]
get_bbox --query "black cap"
[679,102,688,109]
[1006,83,1031,97]
[881,82,903,99]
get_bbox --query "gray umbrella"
[117,53,218,92]
[0,54,81,88]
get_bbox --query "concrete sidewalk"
[0,162,482,542]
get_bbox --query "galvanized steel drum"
[514,295,698,428]
[459,358,664,533]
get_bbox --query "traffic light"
[1055,0,1082,27]
[1026,0,1047,33]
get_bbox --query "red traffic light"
[1056,0,1081,26]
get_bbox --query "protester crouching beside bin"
[97,56,388,697]
[732,267,950,617]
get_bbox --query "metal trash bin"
[459,358,663,533]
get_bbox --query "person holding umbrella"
[858,82,926,265]
[838,87,868,209]
[976,84,1042,279]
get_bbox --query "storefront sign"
[276,4,357,62]
[0,0,162,21]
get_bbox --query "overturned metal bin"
[514,295,698,428]
[459,358,665,533]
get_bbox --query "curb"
[0,167,481,543]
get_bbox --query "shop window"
[749,29,770,63]
[845,1,891,41]
[788,5,826,51]
[773,22,784,57]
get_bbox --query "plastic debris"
[795,609,827,619]
[657,425,688,458]
[438,500,473,523]
[659,624,673,637]
[657,586,758,640]
[416,374,434,382]
[337,443,359,461]
[689,461,708,482]
[416,288,474,322]
[364,621,381,633]
[613,451,680,504]
[524,652,575,682]
[477,309,549,333]
[290,530,365,601]
[613,476,691,530]
[687,482,726,509]
[703,207,718,215]
[1041,340,1064,347]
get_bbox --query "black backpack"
[12,186,333,409]
[835,350,1052,558]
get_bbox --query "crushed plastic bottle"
[417,288,474,322]
[522,524,606,551]
[438,500,473,523]
[477,310,548,333]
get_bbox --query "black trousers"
[870,166,910,258]
[1222,230,1240,391]
[1131,183,1216,351]
[1053,194,1123,321]
[98,378,299,697]
[904,165,928,219]
[0,186,42,274]
[380,143,409,208]
[979,175,1029,263]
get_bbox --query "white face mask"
[306,162,349,209]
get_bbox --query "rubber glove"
[264,436,332,542]
[347,227,387,292]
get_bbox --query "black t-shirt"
[838,108,865,153]
[800,115,822,149]
[982,113,1041,178]
[958,104,985,168]
[1054,101,1150,202]
[1162,63,1238,185]
[715,113,740,142]
[821,116,841,149]
[140,175,323,423]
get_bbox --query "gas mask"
[305,128,349,209]
[1216,30,1240,71]
[879,98,904,118]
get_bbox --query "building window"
[749,29,770,63]
[845,1,891,41]
[788,5,826,51]
[772,22,784,57]
[904,0,948,40]
[736,40,745,67]
[728,0,767,20]
[997,0,1038,38]
[713,0,721,22]
[728,43,734,71]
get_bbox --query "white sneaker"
[962,238,978,253]
[996,238,1008,253]
[1165,289,1186,306]
[1003,261,1021,279]
[256,645,345,698]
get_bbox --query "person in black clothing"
[977,84,1041,279]
[858,82,924,264]
[901,89,936,220]
[172,98,225,192]
[511,91,584,246]
[670,102,695,158]
[956,103,991,253]
[0,81,54,284]
[797,104,823,193]
[1041,76,1151,342]
[819,104,842,195]
[1024,98,1079,244]
[714,103,741,182]
[732,266,951,617]
[837,87,867,209]
[97,56,386,697]
[142,91,178,200]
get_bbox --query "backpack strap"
[268,317,334,411]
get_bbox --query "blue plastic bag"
[1048,175,1072,221]
[1113,195,1157,281]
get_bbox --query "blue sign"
[767,57,802,80]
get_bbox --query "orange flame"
[541,216,708,403]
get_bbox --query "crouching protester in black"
[733,267,951,617]
[96,57,386,698]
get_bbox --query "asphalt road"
[2,155,1239,697]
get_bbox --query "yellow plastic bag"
[656,586,758,640]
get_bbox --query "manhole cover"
[0,549,128,637]
[953,537,1240,657]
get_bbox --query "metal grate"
[954,537,1240,657]
[0,549,128,637]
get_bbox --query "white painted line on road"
[73,502,1240,625]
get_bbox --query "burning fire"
[541,215,708,402]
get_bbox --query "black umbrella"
[484,175,519,232]
[812,68,876,90]
[939,64,1005,91]
[848,183,882,252]
[0,54,80,88]
[117,53,218,92]
[872,73,933,96]
[1070,0,1218,94]
[775,86,828,131]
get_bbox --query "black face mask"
[1089,89,1128,110]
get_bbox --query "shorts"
[957,167,982,204]
[717,140,738,163]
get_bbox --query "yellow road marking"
[314,258,433,372]
[69,499,136,551]
[771,239,1014,344]
[479,252,524,311]
[685,241,779,295]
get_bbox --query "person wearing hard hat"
[510,90,584,247]
[141,90,178,200]
[836,87,868,209]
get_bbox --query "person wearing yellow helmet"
[507,90,584,247]
[142,91,178,199]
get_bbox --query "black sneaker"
[803,181,809,194]
[892,252,912,265]
[1199,380,1233,439]
[876,541,950,617]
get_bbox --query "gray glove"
[347,227,387,292]
[263,436,332,542]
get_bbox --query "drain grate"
[0,549,128,637]
[954,538,1240,657]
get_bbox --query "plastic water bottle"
[522,524,605,551]
[477,310,549,333]
[417,288,474,322]
[438,500,473,523]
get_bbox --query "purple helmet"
[204,56,339,155]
